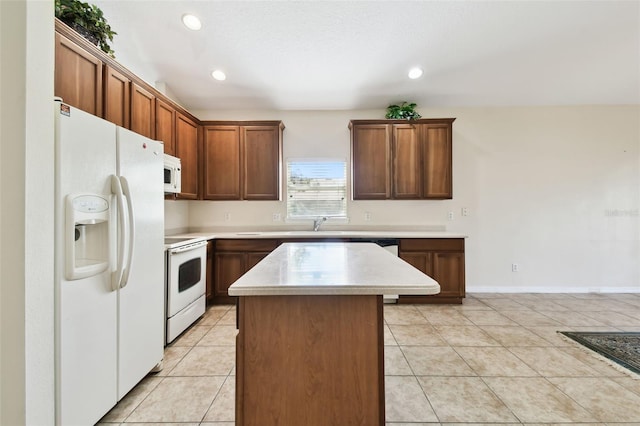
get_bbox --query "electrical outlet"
[224,212,231,221]
[512,263,519,272]
[447,211,454,220]
[461,207,469,216]
[272,213,281,221]
[364,211,372,221]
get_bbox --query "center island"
[228,242,440,426]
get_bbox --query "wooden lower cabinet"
[214,252,244,304]
[212,237,465,305]
[236,295,384,425]
[206,240,215,304]
[398,238,465,304]
[213,239,279,304]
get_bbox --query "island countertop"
[228,242,440,296]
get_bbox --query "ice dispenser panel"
[65,194,110,280]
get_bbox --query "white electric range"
[164,236,207,344]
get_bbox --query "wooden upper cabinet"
[155,98,175,156]
[103,65,131,128]
[54,33,103,116]
[202,122,283,201]
[350,119,455,200]
[422,124,452,199]
[203,126,241,200]
[351,124,391,199]
[130,83,156,139]
[175,112,200,199]
[392,124,421,199]
[55,19,199,158]
[242,126,281,200]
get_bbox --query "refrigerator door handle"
[111,175,127,291]
[119,176,135,289]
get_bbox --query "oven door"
[166,241,206,318]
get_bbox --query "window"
[286,159,347,218]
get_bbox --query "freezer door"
[54,102,119,425]
[116,127,165,398]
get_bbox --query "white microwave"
[163,154,181,194]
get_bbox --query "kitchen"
[2,1,640,425]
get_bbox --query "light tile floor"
[99,293,640,425]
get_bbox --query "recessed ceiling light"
[211,70,226,81]
[182,14,202,31]
[408,67,423,79]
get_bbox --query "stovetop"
[164,236,207,249]
[164,237,195,245]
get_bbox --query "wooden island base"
[236,294,384,426]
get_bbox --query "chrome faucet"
[313,217,328,231]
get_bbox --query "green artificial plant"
[55,0,117,57]
[385,102,422,120]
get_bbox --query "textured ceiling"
[93,0,640,111]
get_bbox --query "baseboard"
[468,286,640,294]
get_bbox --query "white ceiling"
[93,0,640,111]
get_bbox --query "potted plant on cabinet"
[55,0,117,57]
[385,102,422,120]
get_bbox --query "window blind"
[286,160,347,218]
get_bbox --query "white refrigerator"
[54,101,165,425]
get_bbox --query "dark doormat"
[559,331,640,375]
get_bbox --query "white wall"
[180,105,640,293]
[164,199,190,234]
[1,0,55,424]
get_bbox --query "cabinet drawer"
[215,239,279,252]
[400,238,464,252]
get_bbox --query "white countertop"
[228,242,441,296]
[167,229,467,240]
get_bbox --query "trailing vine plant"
[55,0,117,57]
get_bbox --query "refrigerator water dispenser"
[65,194,110,280]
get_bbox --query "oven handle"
[119,176,135,289]
[169,240,207,254]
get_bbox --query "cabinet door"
[433,252,465,298]
[352,124,391,199]
[399,252,433,276]
[130,83,156,139]
[392,124,421,199]
[246,252,270,270]
[103,65,130,128]
[175,112,200,199]
[242,126,281,200]
[206,241,215,304]
[155,98,175,156]
[55,33,103,116]
[202,126,241,200]
[214,252,245,298]
[422,124,452,199]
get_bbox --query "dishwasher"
[350,238,399,303]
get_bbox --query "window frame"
[285,158,348,221]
